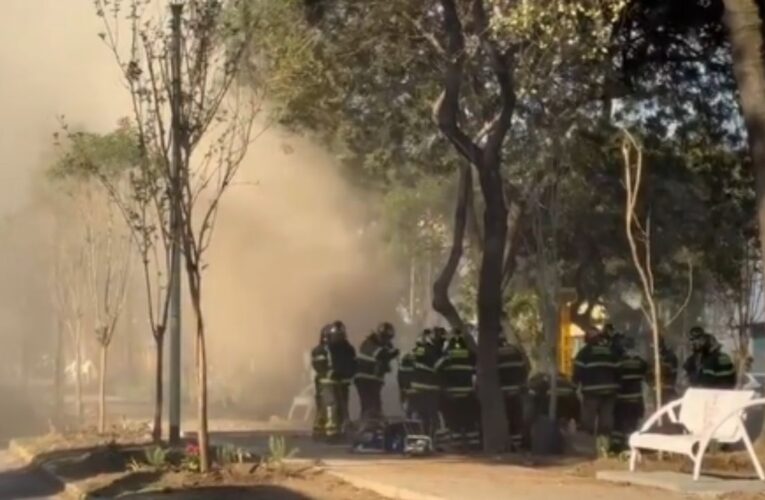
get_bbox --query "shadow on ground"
[0,462,62,499]
[204,429,595,469]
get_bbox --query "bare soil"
[16,432,385,500]
[90,467,387,499]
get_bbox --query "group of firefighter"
[310,318,738,453]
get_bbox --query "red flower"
[185,442,200,456]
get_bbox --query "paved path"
[320,458,690,500]
[212,430,690,500]
[0,449,61,499]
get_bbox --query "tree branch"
[471,0,516,163]
[433,0,482,165]
[666,257,694,327]
[432,164,470,332]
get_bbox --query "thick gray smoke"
[0,0,404,426]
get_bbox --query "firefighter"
[497,334,529,450]
[611,335,647,453]
[436,329,479,451]
[647,336,679,404]
[311,324,331,440]
[355,322,399,420]
[410,328,445,439]
[573,328,620,453]
[683,327,736,389]
[526,372,579,427]
[397,345,417,418]
[324,321,356,441]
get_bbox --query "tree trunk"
[54,320,64,425]
[98,343,107,433]
[424,252,433,326]
[432,164,471,332]
[409,255,416,320]
[541,299,559,420]
[723,0,765,276]
[75,330,83,422]
[152,332,164,442]
[186,267,211,472]
[476,164,509,453]
[193,304,210,473]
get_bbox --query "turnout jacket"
[573,342,620,396]
[326,340,357,384]
[411,339,443,392]
[617,353,648,403]
[435,336,476,397]
[356,334,398,383]
[683,345,736,389]
[497,343,529,396]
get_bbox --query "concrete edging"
[8,439,89,500]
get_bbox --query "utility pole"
[168,0,184,444]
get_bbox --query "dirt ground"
[14,432,385,500]
[85,466,387,499]
[15,427,765,500]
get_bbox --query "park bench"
[628,388,765,480]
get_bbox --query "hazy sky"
[0,0,128,215]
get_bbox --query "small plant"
[596,436,610,459]
[266,435,299,470]
[144,446,169,469]
[127,457,145,472]
[216,444,254,466]
[181,442,201,472]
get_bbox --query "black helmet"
[329,320,346,341]
[375,322,395,341]
[585,328,601,345]
[603,323,616,337]
[320,324,331,343]
[689,326,705,339]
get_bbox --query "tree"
[84,207,131,433]
[55,120,172,442]
[722,0,765,287]
[50,145,134,432]
[621,129,694,411]
[426,0,628,452]
[95,0,260,471]
[51,235,88,422]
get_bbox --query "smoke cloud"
[0,0,404,425]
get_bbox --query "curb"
[325,470,444,500]
[8,439,89,500]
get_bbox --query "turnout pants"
[320,383,342,439]
[611,399,644,452]
[503,394,524,450]
[355,378,383,420]
[312,380,326,438]
[581,394,616,438]
[410,390,440,438]
[339,382,351,429]
[442,394,480,450]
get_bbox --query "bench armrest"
[699,397,765,445]
[637,399,685,433]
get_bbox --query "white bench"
[629,388,765,480]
